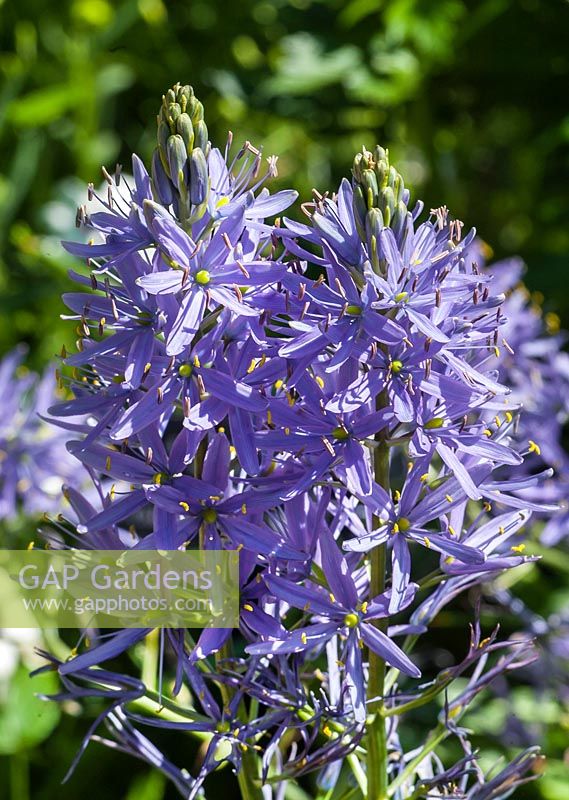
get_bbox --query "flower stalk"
[367,392,391,800]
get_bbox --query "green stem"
[10,752,29,800]
[382,674,452,717]
[237,747,263,800]
[367,425,390,800]
[348,752,368,796]
[386,723,447,797]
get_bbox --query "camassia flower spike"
[36,82,564,799]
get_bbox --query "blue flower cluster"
[38,85,565,799]
[0,346,80,521]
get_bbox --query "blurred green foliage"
[0,0,568,368]
[0,0,568,797]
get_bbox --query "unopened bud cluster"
[152,83,210,225]
[352,146,411,274]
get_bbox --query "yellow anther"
[179,501,190,512]
[105,456,112,471]
[193,355,201,367]
[243,603,254,612]
[545,312,560,334]
[315,376,325,388]
[484,502,492,512]
[484,428,493,437]
[267,410,273,426]
[494,416,501,428]
[284,427,290,435]
[493,346,500,358]
[241,503,247,515]
[420,473,429,482]
[273,379,284,391]
[511,544,526,553]
[423,536,431,548]
[329,593,336,603]
[505,411,513,423]
[393,489,401,502]
[499,526,505,535]
[323,724,332,737]
[444,556,455,564]
[392,523,400,534]
[528,440,541,456]
[445,494,453,503]
[301,632,308,644]
[448,526,456,536]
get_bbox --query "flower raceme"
[37,83,563,799]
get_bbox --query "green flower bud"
[365,207,384,274]
[151,149,173,205]
[166,102,182,128]
[166,135,188,191]
[157,120,172,173]
[361,169,379,211]
[189,147,209,213]
[352,185,368,239]
[191,100,205,124]
[193,119,209,152]
[176,113,194,152]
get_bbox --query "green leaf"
[6,84,84,127]
[0,665,60,754]
[126,770,166,800]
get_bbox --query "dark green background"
[1,0,568,368]
[0,1,567,798]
